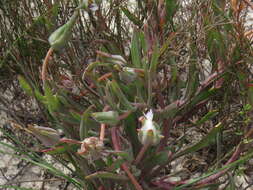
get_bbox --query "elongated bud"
[97,51,126,65]
[48,11,79,50]
[138,110,163,146]
[110,55,127,65]
[119,67,138,84]
[27,124,60,147]
[92,111,119,126]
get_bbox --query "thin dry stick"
[41,47,53,87]
[134,142,150,165]
[111,127,143,190]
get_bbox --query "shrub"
[1,0,253,189]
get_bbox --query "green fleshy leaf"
[121,7,142,26]
[123,113,141,155]
[108,80,135,111]
[92,111,119,126]
[173,122,223,159]
[195,110,219,126]
[41,144,79,155]
[143,151,168,171]
[44,83,61,113]
[131,30,142,68]
[165,0,178,23]
[184,62,199,100]
[106,150,133,162]
[18,75,33,96]
[80,105,94,140]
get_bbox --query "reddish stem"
[82,72,112,95]
[118,111,132,121]
[98,186,104,190]
[99,124,106,141]
[41,48,53,87]
[111,127,143,190]
[157,119,171,151]
[134,142,150,165]
[99,106,110,142]
[59,138,82,144]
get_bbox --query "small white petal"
[144,109,153,120]
[89,3,99,12]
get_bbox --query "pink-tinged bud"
[27,124,60,147]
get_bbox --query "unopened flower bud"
[27,124,60,147]
[119,67,138,83]
[110,55,127,65]
[48,11,79,50]
[92,111,119,126]
[138,110,163,146]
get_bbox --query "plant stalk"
[134,142,150,165]
[41,47,53,87]
[111,127,143,190]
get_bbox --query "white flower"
[138,110,163,146]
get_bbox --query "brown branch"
[111,127,143,190]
